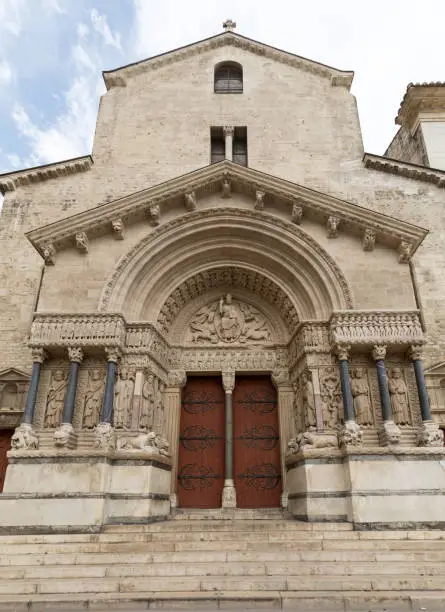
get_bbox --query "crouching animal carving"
[116,431,170,456]
[11,423,39,450]
[288,430,338,454]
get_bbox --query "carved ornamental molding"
[156,266,300,336]
[0,156,92,195]
[330,310,424,347]
[364,153,445,189]
[26,161,427,266]
[103,32,354,91]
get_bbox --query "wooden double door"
[177,376,281,508]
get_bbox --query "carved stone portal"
[187,294,271,345]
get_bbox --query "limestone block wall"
[385,126,428,166]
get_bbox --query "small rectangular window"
[233,127,247,167]
[210,127,225,164]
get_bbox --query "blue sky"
[1,0,444,175]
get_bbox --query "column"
[223,126,234,161]
[54,347,83,448]
[272,370,294,508]
[336,344,362,447]
[372,345,400,446]
[95,347,121,451]
[13,348,47,449]
[221,370,236,508]
[410,345,444,446]
[164,370,187,508]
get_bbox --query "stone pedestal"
[221,479,237,508]
[378,420,401,446]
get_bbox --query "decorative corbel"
[147,204,161,226]
[398,240,412,264]
[362,228,376,251]
[254,190,265,211]
[327,216,340,238]
[222,370,235,393]
[184,191,197,212]
[221,173,231,198]
[111,218,124,240]
[291,202,303,225]
[75,231,89,253]
[41,243,56,266]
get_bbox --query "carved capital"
[271,369,291,388]
[185,191,197,212]
[105,347,122,363]
[291,202,303,225]
[221,174,231,198]
[398,240,413,264]
[335,343,351,361]
[167,370,187,388]
[371,344,387,361]
[254,190,265,211]
[362,228,376,251]
[68,347,84,363]
[327,216,340,238]
[222,370,235,393]
[31,348,47,364]
[75,231,89,253]
[409,344,423,361]
[111,218,124,240]
[222,125,235,138]
[42,243,56,265]
[147,204,161,226]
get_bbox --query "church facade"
[1,22,445,530]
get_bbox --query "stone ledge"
[7,449,172,469]
[0,155,93,195]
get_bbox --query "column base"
[378,420,401,446]
[11,423,39,450]
[94,422,116,451]
[280,490,289,509]
[338,420,362,448]
[417,420,445,447]
[54,423,77,449]
[221,479,237,508]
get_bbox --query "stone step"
[4,573,445,595]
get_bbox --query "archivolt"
[98,208,353,321]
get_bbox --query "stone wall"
[1,39,445,377]
[385,125,428,166]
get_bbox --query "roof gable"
[103,31,354,90]
[25,161,427,266]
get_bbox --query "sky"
[0,0,444,175]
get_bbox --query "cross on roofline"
[223,19,237,32]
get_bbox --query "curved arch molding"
[98,209,354,321]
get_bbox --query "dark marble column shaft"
[100,360,117,424]
[412,352,432,421]
[339,359,355,422]
[61,361,81,425]
[372,346,392,421]
[23,361,42,425]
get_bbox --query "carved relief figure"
[153,380,165,436]
[44,369,66,428]
[114,369,135,429]
[140,372,155,430]
[301,371,316,430]
[83,369,105,429]
[189,295,270,345]
[388,367,411,425]
[350,368,373,426]
[320,369,341,429]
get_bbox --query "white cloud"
[0,0,27,36]
[7,153,21,169]
[72,43,96,73]
[91,8,122,51]
[42,0,65,13]
[77,22,89,39]
[0,59,12,85]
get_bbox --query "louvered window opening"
[211,132,225,164]
[233,139,247,167]
[215,65,243,93]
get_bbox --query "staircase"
[1,510,445,610]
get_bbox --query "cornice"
[363,153,445,188]
[0,155,93,195]
[396,82,445,130]
[26,160,428,265]
[103,32,354,91]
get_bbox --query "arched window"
[214,62,243,93]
